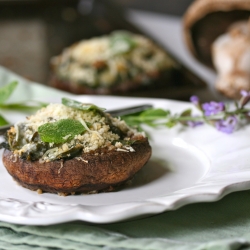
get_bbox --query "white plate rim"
[1,95,250,225]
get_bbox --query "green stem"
[124,108,250,125]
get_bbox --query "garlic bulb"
[212,20,250,99]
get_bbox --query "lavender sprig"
[123,91,250,134]
[188,92,250,133]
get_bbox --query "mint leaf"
[0,81,18,104]
[38,119,86,143]
[62,98,105,113]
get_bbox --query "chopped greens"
[62,97,105,113]
[38,119,86,144]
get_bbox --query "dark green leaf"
[180,108,192,117]
[165,120,177,128]
[140,108,170,118]
[0,81,18,104]
[123,120,142,130]
[62,98,105,113]
[0,114,9,126]
[38,119,86,143]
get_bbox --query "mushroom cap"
[183,0,250,68]
[2,138,152,195]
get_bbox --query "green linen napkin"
[0,191,250,250]
[1,66,250,250]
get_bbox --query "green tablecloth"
[0,190,250,250]
[1,67,250,250]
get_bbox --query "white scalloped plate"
[1,95,250,225]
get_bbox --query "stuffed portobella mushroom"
[1,98,152,195]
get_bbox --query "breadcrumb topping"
[7,103,145,162]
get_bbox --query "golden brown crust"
[2,139,152,194]
[183,0,250,68]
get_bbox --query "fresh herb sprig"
[0,81,47,126]
[38,119,86,144]
[122,91,250,134]
[2,80,250,135]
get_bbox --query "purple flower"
[190,95,200,105]
[215,116,237,134]
[240,90,250,107]
[240,90,250,97]
[202,101,225,116]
